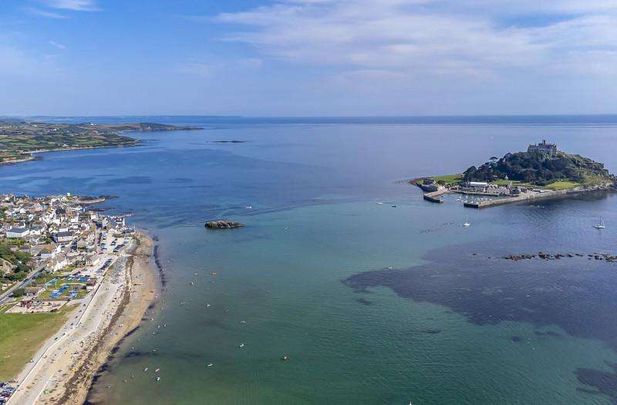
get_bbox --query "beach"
[7,232,158,405]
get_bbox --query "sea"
[2,116,617,404]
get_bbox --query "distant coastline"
[0,120,202,165]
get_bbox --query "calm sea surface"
[3,117,617,404]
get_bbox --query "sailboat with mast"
[594,218,606,230]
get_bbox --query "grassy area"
[582,174,612,187]
[545,181,581,191]
[0,306,73,380]
[34,276,89,301]
[491,179,521,186]
[38,285,87,301]
[430,174,463,185]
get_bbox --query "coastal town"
[0,193,153,405]
[413,141,616,208]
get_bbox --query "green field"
[0,306,72,379]
[430,174,463,185]
[545,181,581,191]
[35,276,88,301]
[38,285,87,301]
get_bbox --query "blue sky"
[1,0,616,116]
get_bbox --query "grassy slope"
[0,305,73,380]
[430,174,463,185]
[545,181,581,191]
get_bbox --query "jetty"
[422,189,448,203]
[462,187,608,208]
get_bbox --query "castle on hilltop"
[527,140,557,156]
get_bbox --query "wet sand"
[10,232,159,405]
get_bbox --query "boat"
[239,343,245,348]
[463,216,471,227]
[594,218,606,230]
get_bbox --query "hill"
[463,142,614,187]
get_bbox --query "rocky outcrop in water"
[503,252,617,262]
[205,220,244,229]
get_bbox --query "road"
[0,264,46,305]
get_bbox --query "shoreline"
[410,177,615,208]
[0,142,140,166]
[7,231,160,405]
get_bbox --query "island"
[412,140,615,208]
[0,120,201,164]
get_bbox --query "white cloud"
[0,42,60,78]
[39,0,99,11]
[213,0,617,80]
[48,40,66,50]
[178,57,263,78]
[25,7,68,19]
[178,62,217,78]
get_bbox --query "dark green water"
[2,117,617,403]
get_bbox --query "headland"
[0,120,201,165]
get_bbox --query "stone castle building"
[527,140,557,156]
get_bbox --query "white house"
[6,227,30,238]
[53,231,74,244]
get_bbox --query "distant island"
[412,140,615,208]
[0,120,201,164]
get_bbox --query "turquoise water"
[2,118,617,403]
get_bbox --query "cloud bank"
[215,0,617,81]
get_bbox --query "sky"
[1,0,617,116]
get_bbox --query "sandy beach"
[7,232,158,405]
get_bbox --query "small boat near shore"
[594,218,606,230]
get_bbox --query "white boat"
[463,216,471,227]
[594,218,606,230]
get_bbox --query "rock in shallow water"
[205,220,244,229]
